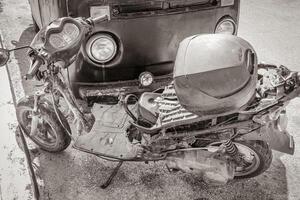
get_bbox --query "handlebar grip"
[87,15,109,26]
[25,58,43,80]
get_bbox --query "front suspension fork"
[29,91,45,137]
[53,76,95,134]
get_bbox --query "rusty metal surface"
[77,73,172,98]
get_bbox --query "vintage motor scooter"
[0,15,298,188]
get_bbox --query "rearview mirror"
[0,48,10,67]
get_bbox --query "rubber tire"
[234,140,273,179]
[16,96,71,153]
[32,15,40,33]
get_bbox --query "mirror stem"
[8,45,34,52]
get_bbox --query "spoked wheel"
[16,97,71,153]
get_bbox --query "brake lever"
[25,56,44,80]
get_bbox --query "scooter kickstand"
[101,161,123,189]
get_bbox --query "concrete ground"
[0,35,32,199]
[0,0,300,200]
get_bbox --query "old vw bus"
[29,0,240,101]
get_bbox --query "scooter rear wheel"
[207,140,272,178]
[233,140,273,179]
[16,96,71,152]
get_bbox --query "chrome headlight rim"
[86,33,118,64]
[214,17,237,35]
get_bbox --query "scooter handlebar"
[86,15,109,27]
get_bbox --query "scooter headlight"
[215,18,237,35]
[139,72,154,87]
[86,34,117,63]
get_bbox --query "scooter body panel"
[74,103,137,159]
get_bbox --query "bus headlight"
[86,33,117,63]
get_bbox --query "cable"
[50,90,75,141]
[123,94,138,122]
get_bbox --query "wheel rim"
[207,142,261,177]
[19,108,58,148]
[234,143,261,177]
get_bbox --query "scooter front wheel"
[16,96,71,152]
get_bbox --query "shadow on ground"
[11,26,40,96]
[12,25,290,200]
[0,0,3,13]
